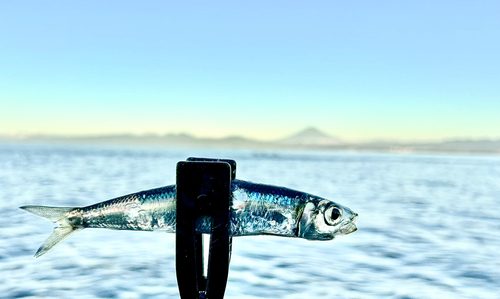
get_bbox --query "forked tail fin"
[20,205,83,258]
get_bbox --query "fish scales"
[81,185,177,231]
[80,180,304,237]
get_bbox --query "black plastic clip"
[176,157,236,299]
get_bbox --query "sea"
[1,144,499,299]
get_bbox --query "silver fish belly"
[21,179,358,257]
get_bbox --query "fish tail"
[20,205,83,258]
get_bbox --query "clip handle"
[176,159,234,299]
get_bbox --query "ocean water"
[1,145,499,299]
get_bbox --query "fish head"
[297,198,358,240]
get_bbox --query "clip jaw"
[176,158,236,299]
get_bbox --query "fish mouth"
[340,214,358,235]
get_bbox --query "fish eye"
[325,206,342,225]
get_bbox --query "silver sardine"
[20,179,358,258]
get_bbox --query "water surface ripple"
[1,145,499,298]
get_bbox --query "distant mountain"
[6,132,269,149]
[277,127,341,146]
[2,129,499,154]
[16,133,201,147]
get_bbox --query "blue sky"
[1,1,499,141]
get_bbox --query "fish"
[20,179,358,258]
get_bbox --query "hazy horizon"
[1,1,499,142]
[0,127,500,144]
[3,126,500,157]
[2,126,500,144]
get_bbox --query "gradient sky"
[1,1,499,141]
